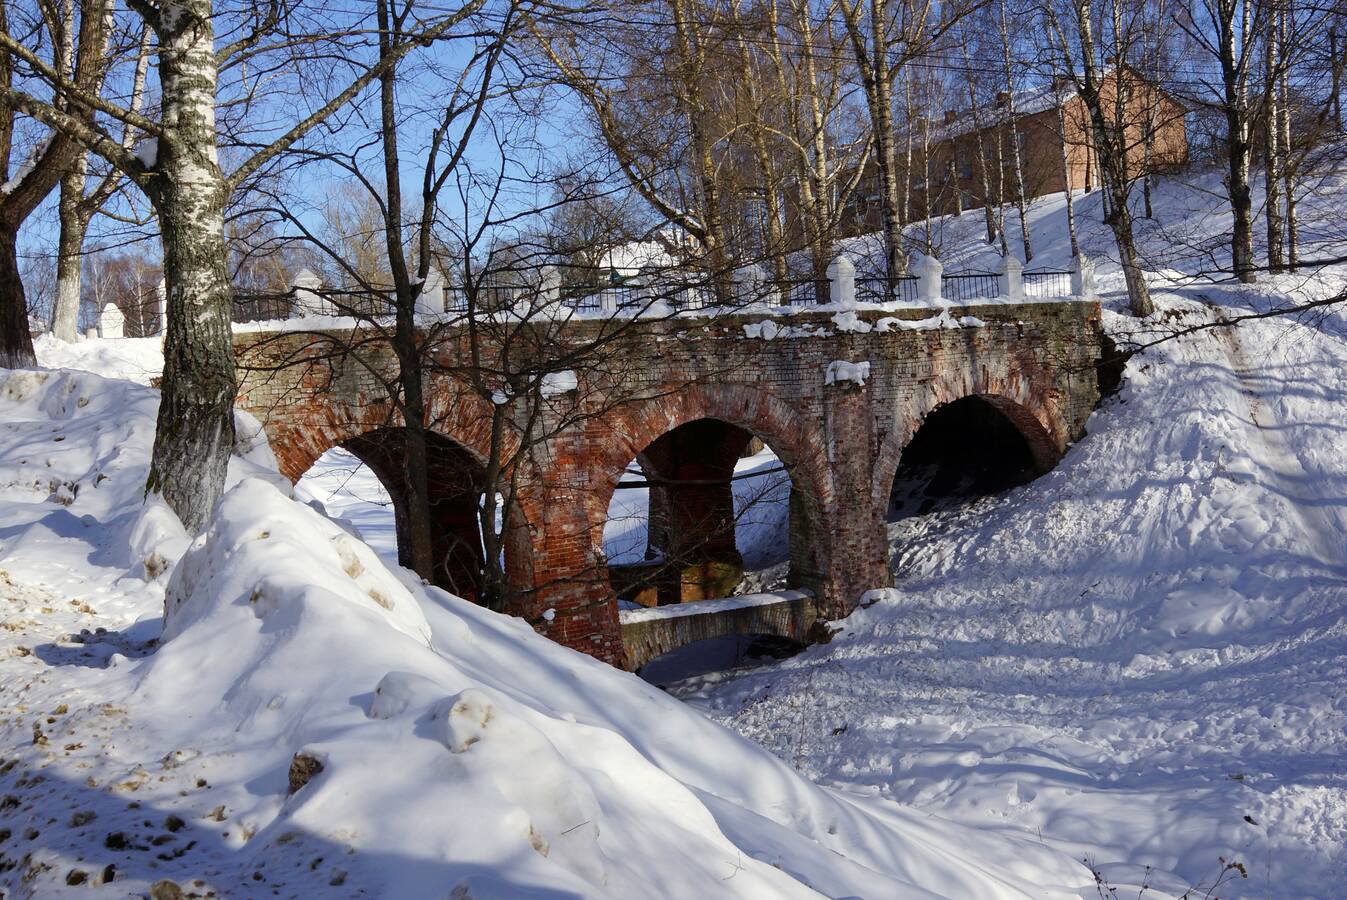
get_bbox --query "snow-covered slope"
[679,176,1347,897]
[0,365,1093,896]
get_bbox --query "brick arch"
[572,383,834,602]
[256,395,536,604]
[870,369,1067,509]
[263,380,501,484]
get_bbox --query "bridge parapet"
[618,590,817,671]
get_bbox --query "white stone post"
[98,302,125,339]
[540,266,561,305]
[416,268,446,316]
[290,268,323,318]
[915,254,943,303]
[827,255,856,307]
[735,263,767,306]
[155,280,168,334]
[1071,254,1096,299]
[997,253,1023,301]
[532,266,566,318]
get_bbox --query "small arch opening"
[890,395,1045,519]
[296,429,488,601]
[604,418,796,607]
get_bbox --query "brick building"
[838,68,1187,234]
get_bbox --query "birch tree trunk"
[1264,1,1285,273]
[141,1,238,533]
[53,162,90,342]
[999,0,1033,261]
[1280,40,1298,270]
[52,22,150,342]
[839,0,910,284]
[1223,0,1257,281]
[962,44,998,246]
[1057,99,1080,258]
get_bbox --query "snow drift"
[0,361,1093,896]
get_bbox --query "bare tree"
[996,0,1034,261]
[0,0,111,366]
[52,20,153,342]
[534,0,739,297]
[1041,0,1154,314]
[1175,0,1263,282]
[836,0,976,285]
[0,0,487,531]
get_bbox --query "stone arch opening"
[604,418,795,606]
[598,412,823,610]
[889,394,1058,519]
[297,428,488,601]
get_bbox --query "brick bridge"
[232,298,1102,669]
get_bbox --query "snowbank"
[689,174,1347,897]
[0,361,1092,895]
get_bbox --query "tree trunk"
[0,220,34,367]
[993,130,1008,257]
[1227,108,1255,281]
[1073,0,1151,315]
[1263,6,1284,273]
[377,0,436,582]
[1280,39,1298,270]
[1057,100,1080,258]
[1109,186,1152,316]
[143,1,238,533]
[1332,28,1342,131]
[53,161,90,342]
[999,0,1033,261]
[1220,0,1256,283]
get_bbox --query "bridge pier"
[625,419,752,605]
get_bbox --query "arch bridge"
[231,299,1102,670]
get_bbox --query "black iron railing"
[941,271,1000,302]
[782,278,830,306]
[855,275,920,303]
[232,292,292,323]
[1022,269,1073,298]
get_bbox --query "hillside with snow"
[0,362,1086,891]
[4,169,1347,897]
[678,175,1347,898]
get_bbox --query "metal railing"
[233,289,395,321]
[1022,269,1073,298]
[230,258,1086,325]
[940,271,1001,303]
[783,278,830,306]
[233,293,292,323]
[855,275,920,304]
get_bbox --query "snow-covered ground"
[7,168,1347,896]
[0,356,1090,894]
[673,175,1347,898]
